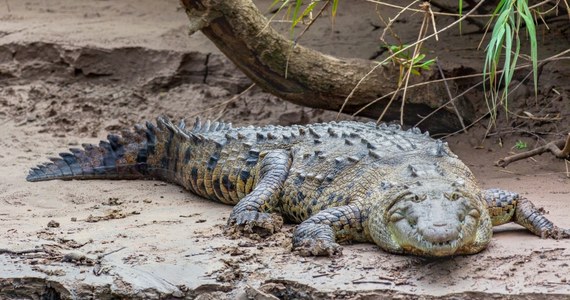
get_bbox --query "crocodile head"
[368,180,492,257]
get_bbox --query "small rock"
[47,220,60,228]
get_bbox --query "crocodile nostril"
[433,222,447,227]
[407,217,418,227]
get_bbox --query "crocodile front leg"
[292,204,366,256]
[227,150,290,236]
[484,189,570,238]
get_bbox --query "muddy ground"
[1,0,569,299]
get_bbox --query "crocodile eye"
[446,192,461,201]
[390,211,405,222]
[468,209,481,219]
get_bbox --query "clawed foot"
[293,239,343,257]
[226,211,283,237]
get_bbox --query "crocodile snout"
[419,225,460,244]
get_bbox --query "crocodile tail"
[26,116,189,182]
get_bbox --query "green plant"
[268,0,339,38]
[479,0,538,125]
[385,44,436,78]
[271,0,542,127]
[514,140,528,150]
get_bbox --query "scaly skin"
[26,117,570,257]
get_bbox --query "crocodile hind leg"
[227,150,291,236]
[292,204,366,256]
[484,189,570,238]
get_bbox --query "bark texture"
[180,0,474,133]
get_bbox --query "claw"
[226,211,283,237]
[293,239,343,257]
[545,226,570,239]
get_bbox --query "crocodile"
[26,117,569,257]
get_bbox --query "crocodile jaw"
[390,217,474,257]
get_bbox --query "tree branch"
[496,133,570,167]
[179,0,473,133]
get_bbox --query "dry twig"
[496,133,570,167]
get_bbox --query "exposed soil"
[1,0,569,299]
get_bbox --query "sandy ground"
[1,0,570,299]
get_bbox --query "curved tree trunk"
[180,0,474,133]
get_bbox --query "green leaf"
[418,59,435,70]
[292,2,318,29]
[517,0,538,96]
[289,0,303,36]
[332,0,339,19]
[458,0,463,33]
[268,0,284,12]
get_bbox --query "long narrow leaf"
[268,0,284,12]
[332,0,339,22]
[290,0,303,36]
[517,0,538,96]
[292,2,318,29]
[458,0,463,33]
